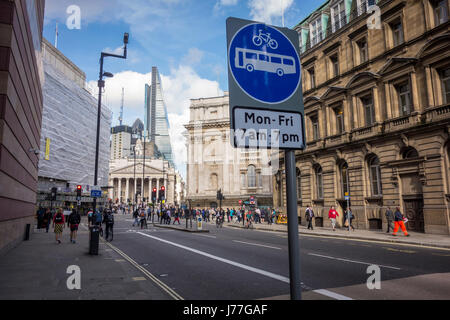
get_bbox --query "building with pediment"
[108,156,179,206]
[185,92,274,209]
[272,0,450,235]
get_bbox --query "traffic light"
[76,185,82,197]
[51,187,57,201]
[159,186,165,201]
[152,188,157,202]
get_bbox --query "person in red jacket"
[328,206,339,231]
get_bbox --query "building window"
[358,0,375,15]
[308,68,316,89]
[341,162,349,198]
[331,1,347,32]
[441,67,450,104]
[310,17,323,46]
[334,106,344,134]
[240,173,246,188]
[432,0,449,26]
[390,20,404,47]
[357,38,368,63]
[396,81,412,116]
[330,54,339,78]
[361,95,375,126]
[247,165,256,188]
[296,168,302,199]
[403,147,419,159]
[369,156,382,196]
[311,115,320,140]
[316,166,324,199]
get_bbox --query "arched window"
[403,147,419,159]
[316,166,324,199]
[248,165,256,188]
[341,162,349,198]
[369,156,382,196]
[296,168,302,199]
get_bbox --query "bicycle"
[252,30,278,49]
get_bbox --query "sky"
[43,0,321,179]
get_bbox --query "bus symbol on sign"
[234,48,296,77]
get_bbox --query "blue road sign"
[91,190,102,198]
[228,23,301,104]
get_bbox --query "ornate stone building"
[185,92,274,209]
[273,0,450,234]
[108,139,181,206]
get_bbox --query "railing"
[425,104,450,122]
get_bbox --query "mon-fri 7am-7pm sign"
[226,17,305,150]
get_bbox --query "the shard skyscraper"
[145,66,174,166]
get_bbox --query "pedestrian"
[166,208,171,224]
[67,209,81,243]
[87,208,94,227]
[392,207,410,237]
[132,209,139,227]
[346,207,355,231]
[305,206,314,230]
[139,209,147,229]
[52,208,65,244]
[103,210,114,241]
[385,206,395,233]
[43,208,52,233]
[328,206,339,231]
[173,209,181,225]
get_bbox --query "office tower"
[145,67,174,166]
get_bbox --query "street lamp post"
[93,33,128,217]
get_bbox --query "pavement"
[151,217,450,249]
[0,217,173,300]
[221,220,450,249]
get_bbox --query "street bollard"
[89,226,100,255]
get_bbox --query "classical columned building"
[273,0,450,235]
[185,92,274,209]
[108,157,178,206]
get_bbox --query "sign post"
[227,17,305,300]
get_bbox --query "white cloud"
[87,64,222,178]
[248,0,294,25]
[181,48,205,66]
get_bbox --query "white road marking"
[135,232,353,300]
[195,234,217,239]
[314,289,353,301]
[308,253,401,270]
[233,240,282,250]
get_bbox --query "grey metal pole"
[285,150,301,300]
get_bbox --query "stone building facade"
[273,0,450,234]
[108,156,179,207]
[185,92,273,209]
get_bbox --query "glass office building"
[145,67,174,166]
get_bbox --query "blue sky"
[43,0,321,177]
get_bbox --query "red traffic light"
[153,188,157,192]
[77,185,82,190]
[161,186,165,191]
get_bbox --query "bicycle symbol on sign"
[252,30,278,49]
